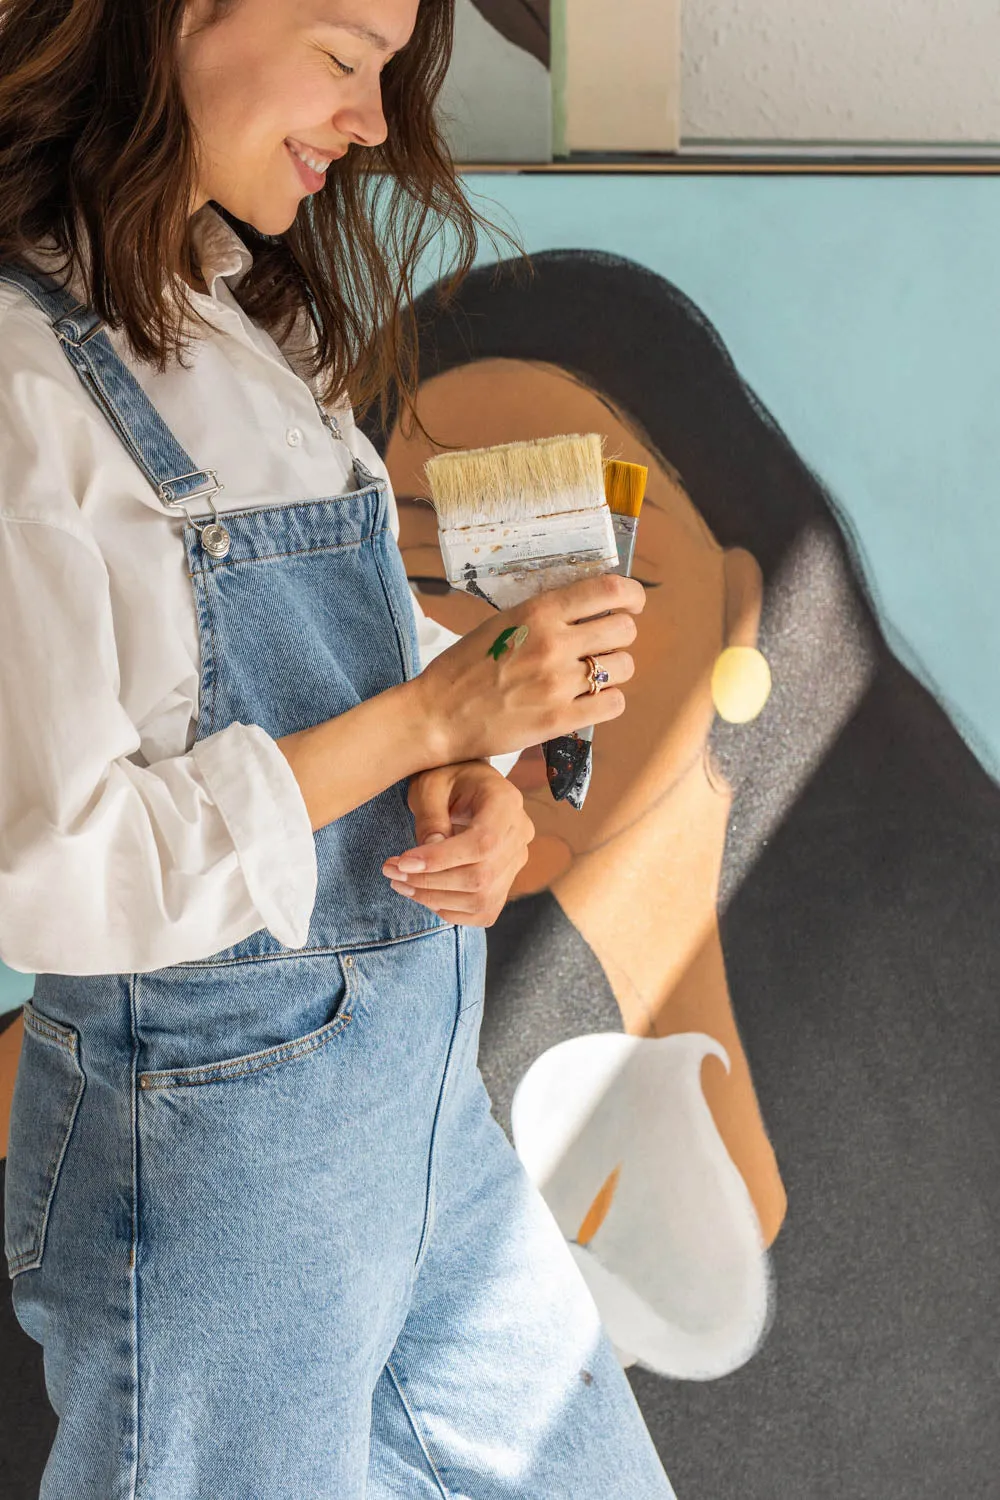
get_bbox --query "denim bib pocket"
[135,952,355,1091]
[4,1002,86,1278]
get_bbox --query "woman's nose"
[335,79,389,150]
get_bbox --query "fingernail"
[425,833,446,844]
[396,857,425,873]
[390,880,416,897]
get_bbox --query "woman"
[0,6,676,1497]
[371,249,1000,1497]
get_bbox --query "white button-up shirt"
[0,204,514,977]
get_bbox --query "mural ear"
[721,546,764,650]
[468,0,550,68]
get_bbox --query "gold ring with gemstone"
[584,655,610,695]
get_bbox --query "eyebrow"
[320,18,398,52]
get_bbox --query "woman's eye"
[325,52,354,76]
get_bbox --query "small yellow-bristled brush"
[542,459,649,806]
[604,458,649,573]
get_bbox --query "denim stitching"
[183,536,220,740]
[413,931,463,1276]
[7,1012,85,1274]
[22,1005,78,1053]
[128,972,141,1500]
[384,1359,451,1499]
[186,534,372,576]
[200,549,220,738]
[169,922,452,970]
[60,341,147,479]
[136,1011,352,1091]
[370,534,413,684]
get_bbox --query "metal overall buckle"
[157,470,231,558]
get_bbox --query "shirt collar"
[186,203,255,298]
[22,201,255,308]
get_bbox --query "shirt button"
[286,427,303,447]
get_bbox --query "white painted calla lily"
[510,1031,773,1380]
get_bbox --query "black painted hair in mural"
[371,250,868,594]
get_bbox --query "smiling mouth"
[286,137,347,167]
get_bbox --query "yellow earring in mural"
[711,646,772,724]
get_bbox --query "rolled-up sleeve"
[0,517,317,975]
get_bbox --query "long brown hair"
[0,0,526,433]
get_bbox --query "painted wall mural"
[366,205,1000,1496]
[2,175,999,1498]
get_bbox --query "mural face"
[386,356,788,1375]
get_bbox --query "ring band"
[584,655,611,695]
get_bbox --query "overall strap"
[0,260,379,527]
[0,260,225,522]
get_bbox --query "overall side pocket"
[3,1002,85,1278]
[135,953,355,1090]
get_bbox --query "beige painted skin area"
[385,357,787,1249]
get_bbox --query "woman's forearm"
[274,678,447,834]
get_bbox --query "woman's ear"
[722,547,764,650]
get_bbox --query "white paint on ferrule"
[439,506,617,582]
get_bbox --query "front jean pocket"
[136,956,355,1091]
[4,1003,85,1278]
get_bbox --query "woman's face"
[385,358,759,892]
[177,0,415,224]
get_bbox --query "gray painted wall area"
[437,0,552,162]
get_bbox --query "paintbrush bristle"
[604,459,648,518]
[423,433,607,527]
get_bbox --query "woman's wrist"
[274,678,452,834]
[400,671,457,773]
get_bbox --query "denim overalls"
[0,260,675,1500]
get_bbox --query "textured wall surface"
[682,0,1000,141]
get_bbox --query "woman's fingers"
[387,850,521,923]
[568,607,638,658]
[389,856,508,896]
[542,571,646,623]
[390,856,523,922]
[383,792,532,925]
[383,822,499,880]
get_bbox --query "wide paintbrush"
[421,433,621,805]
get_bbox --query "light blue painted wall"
[3,174,997,1015]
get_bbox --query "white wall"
[682,0,1000,142]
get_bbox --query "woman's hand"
[382,761,534,927]
[410,572,645,768]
